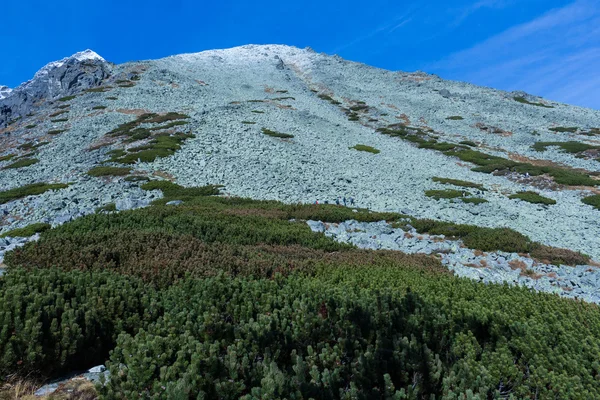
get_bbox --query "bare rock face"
[0,86,11,100]
[0,50,111,127]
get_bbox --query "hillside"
[1,45,600,398]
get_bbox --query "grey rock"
[166,200,183,206]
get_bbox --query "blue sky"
[1,0,599,109]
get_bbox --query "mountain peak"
[0,85,12,100]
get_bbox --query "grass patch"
[251,110,264,114]
[241,121,256,124]
[92,105,107,110]
[549,126,578,133]
[115,133,195,164]
[85,86,112,93]
[24,124,37,129]
[18,141,49,151]
[350,144,380,154]
[532,141,599,154]
[0,183,68,204]
[48,129,67,135]
[509,191,556,205]
[0,154,16,162]
[50,110,68,118]
[87,166,132,177]
[2,158,39,170]
[432,177,484,190]
[57,95,76,102]
[446,116,464,120]
[425,189,464,200]
[459,140,477,147]
[513,96,554,108]
[0,223,51,238]
[261,128,294,139]
[50,118,68,123]
[581,194,600,210]
[460,197,488,204]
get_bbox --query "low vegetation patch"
[350,144,380,154]
[317,93,342,105]
[57,95,76,102]
[87,166,132,177]
[459,140,477,147]
[424,189,484,204]
[48,129,67,135]
[0,223,51,238]
[106,96,118,100]
[532,141,599,154]
[581,194,600,210]
[446,115,464,120]
[92,105,107,110]
[24,124,37,129]
[1,187,598,398]
[124,175,150,182]
[549,126,578,133]
[262,128,294,139]
[2,158,39,170]
[49,110,68,118]
[0,154,16,162]
[509,191,557,205]
[50,118,68,123]
[251,110,264,113]
[241,121,256,124]
[513,96,554,108]
[432,177,484,190]
[0,183,68,204]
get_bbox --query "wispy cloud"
[430,0,600,109]
[450,0,516,27]
[331,7,419,53]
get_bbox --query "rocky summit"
[2,44,600,398]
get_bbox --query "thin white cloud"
[430,0,600,109]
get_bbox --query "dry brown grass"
[115,108,150,116]
[152,170,176,181]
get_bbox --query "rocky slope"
[1,44,599,299]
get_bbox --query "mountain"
[1,45,600,397]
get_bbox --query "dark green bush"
[48,129,67,135]
[459,140,477,147]
[532,141,598,154]
[432,177,484,190]
[57,95,76,102]
[262,128,294,139]
[92,105,107,110]
[446,115,464,120]
[462,227,530,252]
[350,144,380,154]
[87,166,131,177]
[0,154,16,162]
[0,183,68,204]
[0,223,51,238]
[582,194,600,210]
[509,191,556,205]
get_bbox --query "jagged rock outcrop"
[0,50,110,127]
[0,86,11,100]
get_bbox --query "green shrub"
[581,194,600,210]
[432,177,484,190]
[251,110,265,113]
[24,124,37,129]
[509,191,556,205]
[50,118,68,123]
[2,158,39,170]
[262,128,294,139]
[92,105,107,110]
[529,244,589,266]
[446,115,464,120]
[0,183,68,204]
[459,140,477,147]
[460,197,488,204]
[48,129,67,135]
[549,126,578,133]
[513,96,554,108]
[49,110,68,118]
[350,144,380,154]
[106,96,118,100]
[87,166,131,177]
[532,141,598,153]
[0,223,51,238]
[0,154,16,162]
[462,227,531,252]
[57,95,76,102]
[425,189,464,199]
[241,121,256,124]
